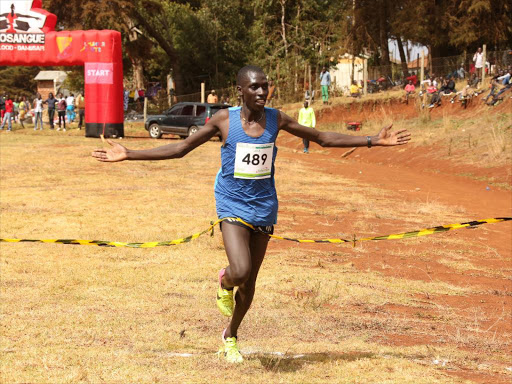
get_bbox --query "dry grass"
[1,123,511,383]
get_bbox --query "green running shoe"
[218,329,243,363]
[216,268,234,317]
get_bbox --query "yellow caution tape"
[0,217,510,248]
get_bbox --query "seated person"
[404,80,415,104]
[496,68,511,85]
[406,73,418,86]
[421,81,437,108]
[349,80,361,98]
[439,78,456,95]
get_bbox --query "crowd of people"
[0,91,85,132]
[400,47,512,109]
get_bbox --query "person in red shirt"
[0,94,14,131]
[406,73,417,85]
[404,80,416,104]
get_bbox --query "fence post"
[308,64,312,104]
[201,83,205,103]
[143,96,148,123]
[420,51,425,84]
[363,58,368,95]
[482,44,487,85]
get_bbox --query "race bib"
[234,142,274,179]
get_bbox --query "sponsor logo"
[0,32,44,44]
[80,41,106,53]
[85,62,114,84]
[56,36,72,59]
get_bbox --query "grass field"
[1,104,511,383]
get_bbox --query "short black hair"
[237,65,265,86]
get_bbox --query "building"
[34,71,67,99]
[331,54,365,94]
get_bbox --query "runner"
[92,65,411,364]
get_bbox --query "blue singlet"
[214,106,279,226]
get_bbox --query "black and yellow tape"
[0,217,510,248]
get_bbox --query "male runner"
[92,65,411,363]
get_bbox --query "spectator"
[439,77,456,96]
[497,67,511,85]
[404,80,415,104]
[468,73,479,88]
[0,94,5,120]
[75,91,85,130]
[207,90,218,103]
[0,94,13,131]
[297,101,316,153]
[349,80,361,98]
[44,92,56,129]
[12,96,19,123]
[56,93,67,131]
[457,63,465,79]
[473,47,484,81]
[406,73,418,85]
[33,93,43,130]
[18,96,27,129]
[319,66,331,104]
[66,93,75,123]
[422,82,438,108]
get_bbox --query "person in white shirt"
[33,93,43,131]
[473,47,484,81]
[66,93,75,124]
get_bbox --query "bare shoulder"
[276,110,293,130]
[211,108,229,123]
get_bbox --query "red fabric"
[4,99,14,113]
[406,74,417,84]
[0,3,123,128]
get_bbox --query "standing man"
[320,66,331,104]
[75,91,85,130]
[0,94,13,131]
[56,93,67,131]
[92,65,410,364]
[45,93,56,130]
[473,47,484,83]
[298,101,316,153]
[207,90,218,103]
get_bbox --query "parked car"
[144,102,230,139]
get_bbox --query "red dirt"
[271,99,512,383]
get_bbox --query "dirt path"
[275,132,512,384]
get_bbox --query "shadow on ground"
[247,351,375,373]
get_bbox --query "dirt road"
[275,130,512,384]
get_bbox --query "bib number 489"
[242,153,268,166]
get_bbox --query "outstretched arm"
[279,111,410,147]
[92,110,225,162]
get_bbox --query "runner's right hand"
[92,139,128,162]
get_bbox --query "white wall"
[332,60,364,93]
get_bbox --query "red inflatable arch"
[0,0,123,137]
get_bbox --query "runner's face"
[238,71,268,110]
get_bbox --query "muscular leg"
[220,222,270,338]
